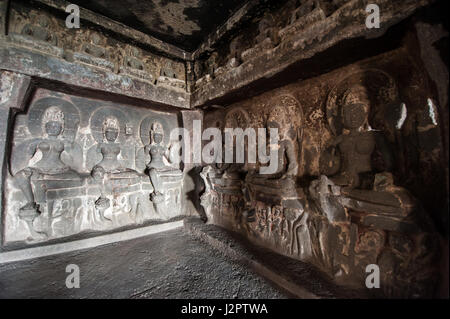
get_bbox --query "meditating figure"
[93,116,137,177]
[15,106,80,217]
[21,15,57,45]
[146,121,182,202]
[247,110,298,188]
[326,85,375,188]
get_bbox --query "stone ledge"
[191,0,433,107]
[0,220,184,264]
[0,43,190,109]
[184,217,367,299]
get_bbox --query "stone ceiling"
[70,0,247,52]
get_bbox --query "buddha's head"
[102,116,120,143]
[266,120,280,131]
[267,106,287,140]
[37,15,50,28]
[342,103,367,130]
[151,122,164,145]
[342,85,370,130]
[43,106,64,137]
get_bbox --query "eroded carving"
[242,14,280,62]
[21,14,57,46]
[8,6,187,92]
[142,118,183,219]
[13,104,82,239]
[5,91,184,245]
[199,71,441,297]
[324,85,376,187]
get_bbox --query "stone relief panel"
[193,0,338,84]
[200,58,444,298]
[7,4,186,91]
[4,89,184,246]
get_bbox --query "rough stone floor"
[0,229,289,299]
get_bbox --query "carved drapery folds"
[200,69,441,298]
[4,90,184,245]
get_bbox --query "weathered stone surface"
[184,217,367,299]
[3,88,186,247]
[0,0,447,300]
[0,44,190,109]
[1,1,190,108]
[0,228,289,298]
[199,46,445,297]
[0,71,33,247]
[191,0,434,107]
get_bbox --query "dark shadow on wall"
[186,166,206,221]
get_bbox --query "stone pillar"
[0,71,32,247]
[185,61,195,94]
[180,109,203,217]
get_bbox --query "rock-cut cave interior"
[0,0,448,300]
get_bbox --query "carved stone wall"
[190,0,434,106]
[8,4,186,86]
[200,48,446,298]
[3,88,185,246]
[1,1,189,109]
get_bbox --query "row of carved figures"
[198,83,440,297]
[12,105,182,222]
[11,10,185,88]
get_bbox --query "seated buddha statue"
[145,122,182,202]
[92,116,139,179]
[247,114,298,190]
[325,85,376,188]
[21,15,57,46]
[14,106,81,218]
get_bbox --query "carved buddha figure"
[125,47,145,71]
[290,0,317,25]
[267,120,298,179]
[327,85,375,188]
[83,33,108,59]
[94,116,136,176]
[146,122,181,200]
[146,122,167,171]
[34,107,69,174]
[160,61,177,79]
[205,52,218,79]
[249,108,298,186]
[15,106,79,214]
[96,116,121,172]
[228,35,245,68]
[21,15,57,45]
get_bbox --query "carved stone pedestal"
[150,171,184,220]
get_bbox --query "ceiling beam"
[192,0,264,60]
